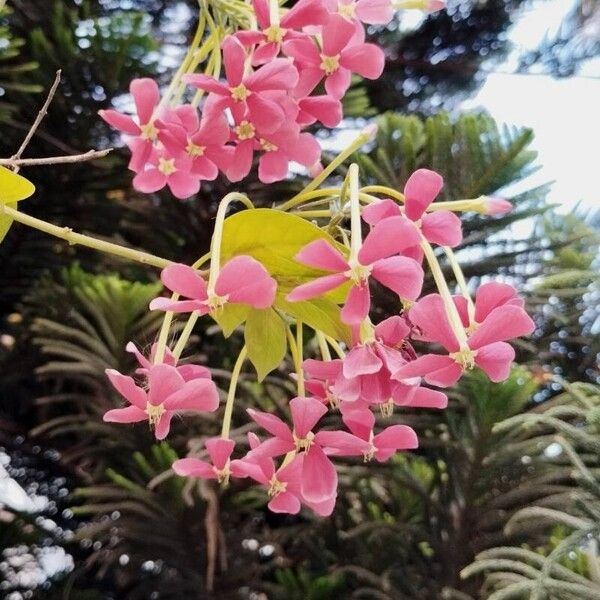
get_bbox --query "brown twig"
[0,148,113,167]
[10,70,62,173]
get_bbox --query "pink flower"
[125,341,212,381]
[283,15,385,99]
[157,108,233,179]
[324,404,418,462]
[483,196,512,215]
[236,0,329,65]
[286,223,423,324]
[99,78,160,171]
[149,256,277,314]
[247,396,342,502]
[173,438,237,483]
[393,293,535,386]
[296,95,343,128]
[103,364,219,440]
[184,36,299,134]
[132,147,200,200]
[324,0,394,25]
[362,169,462,248]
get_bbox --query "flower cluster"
[99,0,446,197]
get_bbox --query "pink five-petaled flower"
[326,404,418,461]
[184,36,299,134]
[173,438,238,483]
[283,14,385,99]
[157,107,233,179]
[149,256,277,314]
[324,0,394,25]
[362,169,463,251]
[99,78,160,172]
[393,293,535,387]
[286,223,424,324]
[236,0,329,65]
[103,364,219,440]
[132,147,199,200]
[247,396,351,503]
[125,341,212,381]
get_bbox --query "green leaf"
[212,304,251,337]
[244,307,287,381]
[0,200,16,242]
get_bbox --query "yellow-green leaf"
[0,166,35,243]
[211,304,250,337]
[244,307,287,381]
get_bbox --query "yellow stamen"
[230,83,251,102]
[186,142,205,157]
[293,430,315,452]
[207,291,229,312]
[345,260,372,286]
[380,399,394,418]
[145,402,166,428]
[264,24,286,43]
[449,347,477,370]
[320,54,341,75]
[140,121,158,140]
[338,1,357,18]
[268,475,287,497]
[235,120,256,140]
[158,158,177,175]
[260,138,278,152]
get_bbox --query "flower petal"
[147,364,185,406]
[155,412,173,440]
[371,256,424,301]
[216,256,276,308]
[98,110,139,135]
[374,315,410,346]
[290,396,328,438]
[164,378,219,412]
[341,283,371,324]
[409,294,460,352]
[286,273,348,302]
[404,168,443,221]
[205,438,235,470]
[361,199,399,226]
[474,282,522,323]
[340,43,385,79]
[245,58,299,91]
[295,239,348,272]
[468,305,534,350]
[130,78,159,124]
[343,344,382,378]
[421,211,462,247]
[172,458,216,479]
[474,341,515,382]
[268,491,301,514]
[161,264,208,301]
[301,445,337,502]
[322,14,355,55]
[105,369,147,409]
[358,216,421,264]
[103,405,147,423]
[373,425,418,461]
[247,408,294,442]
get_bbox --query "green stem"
[325,335,346,358]
[207,192,254,293]
[1,205,171,269]
[221,345,248,438]
[278,125,376,211]
[286,325,305,397]
[361,185,405,203]
[420,237,469,348]
[348,163,361,259]
[316,331,331,361]
[443,246,475,324]
[172,311,201,360]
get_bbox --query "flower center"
[214,464,231,485]
[264,24,285,43]
[466,320,479,334]
[268,475,287,497]
[319,54,341,75]
[235,120,256,140]
[345,260,372,286]
[259,138,278,152]
[230,83,251,102]
[186,142,205,157]
[293,430,315,452]
[158,157,177,175]
[379,399,394,418]
[145,402,166,427]
[338,1,357,18]
[207,291,229,312]
[140,121,158,140]
[450,346,477,370]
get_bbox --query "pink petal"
[371,256,424,301]
[303,358,343,380]
[340,43,385,79]
[474,341,515,382]
[453,295,470,327]
[286,273,348,302]
[374,315,410,346]
[147,364,185,406]
[98,110,140,135]
[282,38,321,68]
[322,14,356,56]
[196,113,231,146]
[474,282,522,323]
[409,294,460,352]
[393,354,455,381]
[126,341,151,369]
[251,0,271,28]
[226,139,254,182]
[340,403,374,439]
[205,438,235,470]
[355,0,394,23]
[287,132,322,167]
[167,170,200,200]
[290,396,328,438]
[253,42,280,65]
[484,196,513,215]
[341,283,371,324]
[343,344,382,378]
[268,491,301,514]
[105,369,147,409]
[247,93,285,133]
[103,405,147,423]
[128,137,154,173]
[358,216,421,264]
[183,74,229,95]
[247,436,294,458]
[164,378,219,412]
[393,385,448,408]
[191,156,219,181]
[259,150,289,183]
[404,169,444,221]
[315,430,370,455]
[161,263,208,301]
[424,362,464,387]
[301,445,337,502]
[421,211,463,247]
[293,66,324,97]
[154,412,173,440]
[246,58,299,91]
[373,425,418,461]
[361,199,400,226]
[331,372,361,402]
[281,0,330,28]
[325,67,352,99]
[133,169,166,194]
[303,494,336,517]
[148,298,208,313]
[215,256,276,308]
[468,305,534,350]
[222,36,246,86]
[172,458,216,479]
[297,95,342,127]
[295,239,348,272]
[230,458,268,482]
[177,364,212,381]
[247,408,294,442]
[130,78,159,124]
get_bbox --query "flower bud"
[483,196,513,215]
